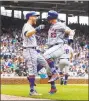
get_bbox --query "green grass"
[1,84,88,100]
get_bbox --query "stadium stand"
[0,15,89,78]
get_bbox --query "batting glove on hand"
[35,24,45,32]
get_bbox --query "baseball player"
[36,48,51,79]
[22,11,45,96]
[43,10,75,94]
[59,39,74,85]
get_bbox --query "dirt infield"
[1,94,50,100]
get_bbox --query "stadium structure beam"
[4,5,86,15]
[78,15,79,24]
[3,2,88,16]
[4,5,50,10]
[66,13,68,25]
[21,10,24,20]
[27,1,70,6]
[40,11,42,20]
[12,9,14,18]
[59,9,86,13]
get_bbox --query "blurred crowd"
[0,16,89,77]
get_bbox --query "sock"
[47,59,56,75]
[51,67,57,75]
[64,80,67,85]
[51,81,56,89]
[64,74,68,85]
[27,75,35,92]
[48,76,56,90]
[60,78,64,85]
[30,86,34,92]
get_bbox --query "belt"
[60,58,69,60]
[23,47,36,49]
[49,43,59,48]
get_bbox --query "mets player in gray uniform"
[43,10,75,94]
[59,39,74,85]
[22,11,45,96]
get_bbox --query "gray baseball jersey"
[58,44,74,74]
[47,21,70,46]
[22,22,37,47]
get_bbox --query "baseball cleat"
[49,88,57,94]
[30,90,42,96]
[34,83,36,86]
[64,80,68,85]
[60,78,64,85]
[48,73,59,83]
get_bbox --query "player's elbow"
[65,30,71,35]
[65,29,75,36]
[25,30,36,37]
[25,32,32,37]
[68,30,75,36]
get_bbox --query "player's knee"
[47,58,54,68]
[65,74,69,80]
[37,64,43,72]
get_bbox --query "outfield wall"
[1,77,88,84]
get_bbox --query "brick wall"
[1,78,88,85]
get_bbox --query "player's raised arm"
[59,22,75,36]
[25,30,36,37]
[64,26,71,34]
[23,12,45,37]
[25,25,45,37]
[65,26,75,37]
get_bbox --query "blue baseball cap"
[26,11,39,19]
[47,10,58,20]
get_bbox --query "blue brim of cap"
[26,13,39,19]
[47,16,58,21]
[33,14,39,16]
[47,16,52,20]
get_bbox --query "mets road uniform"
[22,22,38,76]
[43,21,71,60]
[59,44,74,74]
[22,22,49,75]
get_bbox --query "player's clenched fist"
[36,24,45,32]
